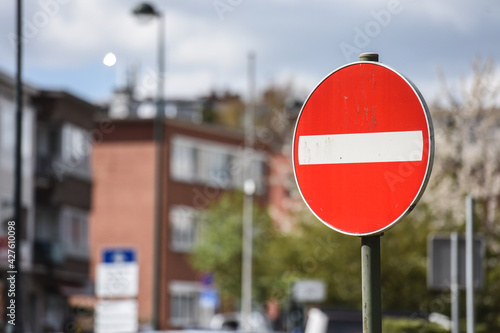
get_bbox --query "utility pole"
[241,52,256,332]
[8,0,24,332]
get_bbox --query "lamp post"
[132,3,165,330]
[7,0,24,332]
[241,52,256,332]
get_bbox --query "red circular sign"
[293,62,434,236]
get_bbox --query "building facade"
[0,71,36,331]
[31,90,99,331]
[0,71,99,331]
[90,118,268,330]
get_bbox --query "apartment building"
[90,117,268,330]
[31,90,100,331]
[0,71,36,330]
[0,71,100,331]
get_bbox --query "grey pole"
[152,11,165,331]
[241,52,256,332]
[132,3,165,328]
[8,0,23,332]
[466,196,475,333]
[359,52,379,62]
[359,52,382,333]
[451,231,459,333]
[361,236,382,333]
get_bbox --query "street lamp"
[132,3,165,112]
[132,2,165,330]
[133,3,160,18]
[241,52,256,333]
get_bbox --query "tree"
[192,63,500,328]
[190,191,276,305]
[425,57,500,330]
[200,90,246,128]
[190,190,441,314]
[426,57,500,232]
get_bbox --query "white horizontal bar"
[298,131,423,165]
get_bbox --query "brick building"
[90,118,268,330]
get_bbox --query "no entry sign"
[293,61,434,236]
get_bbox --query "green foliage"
[201,106,218,123]
[191,190,444,313]
[277,203,442,312]
[475,246,500,330]
[192,190,483,325]
[382,317,449,333]
[380,204,438,311]
[190,191,275,302]
[260,215,363,307]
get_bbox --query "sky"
[1,0,500,105]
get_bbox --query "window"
[35,207,59,242]
[60,206,88,258]
[171,293,198,327]
[211,151,232,187]
[56,123,91,180]
[169,281,201,327]
[201,149,232,188]
[170,206,198,252]
[171,139,198,182]
[170,135,268,192]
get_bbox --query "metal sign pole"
[451,231,459,333]
[294,51,432,332]
[361,235,382,333]
[358,52,382,333]
[466,196,475,333]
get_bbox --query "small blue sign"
[102,248,136,263]
[199,290,219,308]
[201,273,214,287]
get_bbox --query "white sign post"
[95,299,138,333]
[95,248,139,333]
[96,262,139,298]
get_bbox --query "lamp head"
[132,3,160,20]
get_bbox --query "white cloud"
[1,0,499,104]
[168,12,255,70]
[23,1,144,67]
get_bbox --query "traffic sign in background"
[428,234,485,290]
[96,248,138,298]
[95,300,138,333]
[293,62,434,236]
